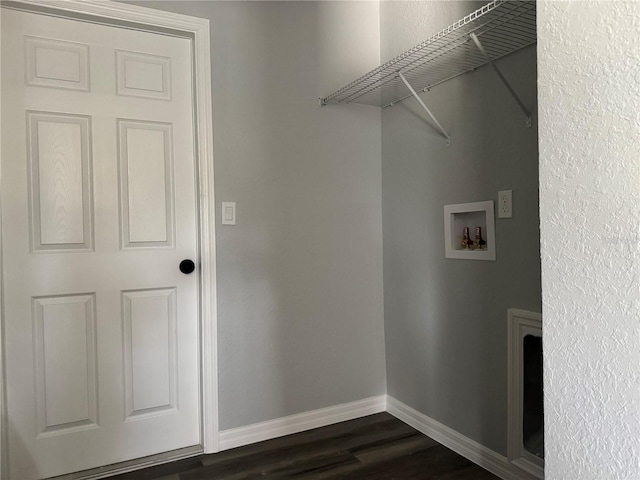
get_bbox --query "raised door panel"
[123,288,177,420]
[33,294,98,437]
[25,36,90,91]
[118,120,174,248]
[116,50,171,100]
[27,112,93,252]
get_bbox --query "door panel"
[33,293,99,437]
[25,36,90,91]
[116,50,171,101]
[123,288,178,418]
[118,120,174,248]
[1,8,200,479]
[27,112,93,251]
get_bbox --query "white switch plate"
[222,202,236,225]
[498,190,512,218]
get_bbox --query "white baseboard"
[218,395,386,451]
[218,394,538,480]
[386,396,538,480]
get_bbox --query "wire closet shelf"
[320,0,536,109]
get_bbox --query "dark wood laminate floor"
[111,413,499,480]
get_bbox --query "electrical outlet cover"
[498,190,513,218]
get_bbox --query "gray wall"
[380,1,541,455]
[128,1,386,431]
[126,1,543,458]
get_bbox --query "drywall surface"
[125,1,386,431]
[538,1,640,478]
[380,1,541,456]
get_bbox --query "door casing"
[0,1,219,477]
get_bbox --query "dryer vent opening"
[523,334,544,459]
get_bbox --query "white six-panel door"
[1,8,200,479]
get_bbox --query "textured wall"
[125,1,386,431]
[538,1,640,478]
[381,1,541,456]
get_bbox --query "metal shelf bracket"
[469,33,532,128]
[398,72,451,146]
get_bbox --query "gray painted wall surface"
[380,1,541,455]
[127,1,386,431]
[125,1,542,458]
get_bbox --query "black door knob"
[179,259,195,274]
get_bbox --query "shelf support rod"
[469,33,532,128]
[398,72,451,146]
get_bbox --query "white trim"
[3,0,211,33]
[219,395,387,451]
[0,1,219,477]
[386,396,538,480]
[507,309,544,479]
[0,6,6,478]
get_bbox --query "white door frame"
[0,0,219,476]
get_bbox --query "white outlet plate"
[498,190,513,218]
